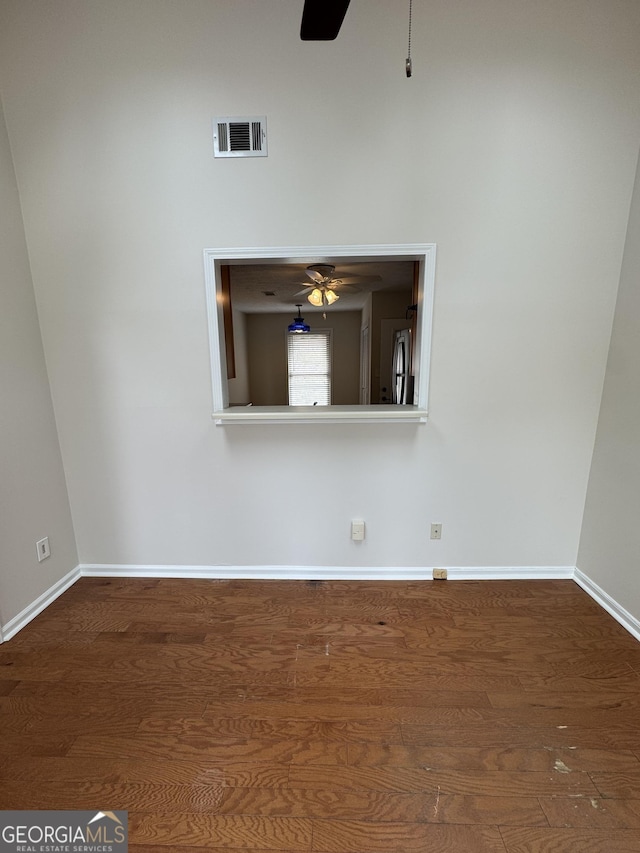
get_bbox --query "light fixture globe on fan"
[308,286,339,307]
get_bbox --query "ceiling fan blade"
[294,286,315,296]
[300,0,351,41]
[330,283,360,293]
[305,269,327,284]
[334,275,383,286]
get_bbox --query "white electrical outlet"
[430,523,442,540]
[36,537,50,562]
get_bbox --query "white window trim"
[203,243,436,425]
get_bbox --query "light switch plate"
[351,520,365,541]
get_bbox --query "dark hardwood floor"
[1,577,640,852]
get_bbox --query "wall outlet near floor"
[36,537,51,562]
[430,522,442,540]
[433,568,448,580]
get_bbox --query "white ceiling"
[229,260,415,314]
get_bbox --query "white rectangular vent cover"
[213,116,267,158]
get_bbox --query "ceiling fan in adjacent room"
[295,264,382,308]
[300,0,351,40]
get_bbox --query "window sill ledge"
[212,405,428,425]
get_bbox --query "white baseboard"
[443,566,575,580]
[574,568,640,643]
[80,564,434,580]
[2,564,638,646]
[1,565,81,641]
[79,564,575,581]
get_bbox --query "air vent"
[213,116,267,158]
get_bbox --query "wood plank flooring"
[1,577,640,852]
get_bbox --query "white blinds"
[287,331,332,406]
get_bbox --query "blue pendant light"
[288,304,310,334]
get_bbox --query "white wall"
[1,0,639,572]
[0,97,77,628]
[577,150,640,618]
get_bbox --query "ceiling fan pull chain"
[406,0,413,77]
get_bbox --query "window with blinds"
[287,330,332,406]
